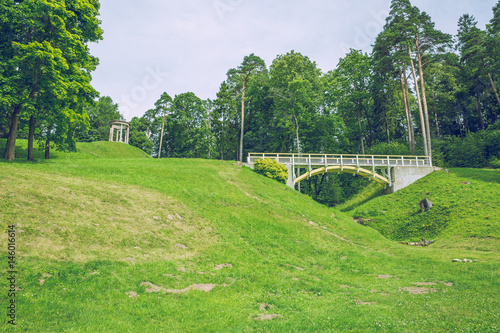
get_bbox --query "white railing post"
[401,156,404,166]
[308,154,312,178]
[341,155,344,171]
[356,155,359,173]
[372,156,375,178]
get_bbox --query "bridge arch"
[294,165,390,186]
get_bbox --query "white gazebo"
[109,120,130,144]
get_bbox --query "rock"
[214,263,233,271]
[452,259,462,262]
[126,291,140,298]
[444,169,450,173]
[175,243,188,249]
[153,216,161,221]
[419,199,433,213]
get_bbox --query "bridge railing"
[247,153,432,168]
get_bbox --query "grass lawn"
[0,140,499,332]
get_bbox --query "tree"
[212,81,238,160]
[269,50,322,154]
[154,92,172,158]
[329,49,374,154]
[227,53,267,162]
[160,92,210,158]
[1,0,103,161]
[76,96,122,142]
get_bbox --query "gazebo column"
[125,125,130,144]
[109,126,114,141]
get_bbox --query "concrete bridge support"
[386,166,436,194]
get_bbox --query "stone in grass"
[126,291,140,298]
[419,198,433,213]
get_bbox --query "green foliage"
[76,96,123,142]
[253,158,288,184]
[367,141,411,156]
[490,157,500,169]
[437,129,500,168]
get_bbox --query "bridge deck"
[248,153,432,169]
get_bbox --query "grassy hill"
[343,168,500,249]
[0,139,151,160]
[0,144,499,332]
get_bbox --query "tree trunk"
[44,124,52,159]
[293,115,301,155]
[416,40,432,156]
[399,66,413,152]
[385,115,390,144]
[158,111,166,158]
[403,68,415,153]
[4,105,22,161]
[474,91,485,130]
[27,115,37,161]
[356,104,365,154]
[408,46,429,157]
[487,72,500,108]
[239,80,246,163]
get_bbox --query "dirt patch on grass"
[401,287,438,294]
[254,314,283,320]
[214,263,233,270]
[355,300,377,305]
[141,282,217,294]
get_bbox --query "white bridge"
[247,153,435,193]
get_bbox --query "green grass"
[347,168,500,248]
[0,139,151,160]
[0,142,499,332]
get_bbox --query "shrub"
[253,158,288,184]
[489,158,500,169]
[367,142,411,156]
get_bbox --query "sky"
[88,0,498,121]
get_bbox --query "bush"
[367,142,411,156]
[253,158,288,184]
[489,158,500,169]
[437,130,500,168]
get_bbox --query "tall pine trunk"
[474,90,485,130]
[399,66,415,153]
[416,40,432,156]
[239,80,246,163]
[408,46,429,157]
[403,68,416,153]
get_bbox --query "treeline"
[128,0,500,165]
[0,0,103,160]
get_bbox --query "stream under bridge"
[247,153,436,193]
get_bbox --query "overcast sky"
[88,0,498,121]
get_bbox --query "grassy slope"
[0,144,499,332]
[346,169,500,248]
